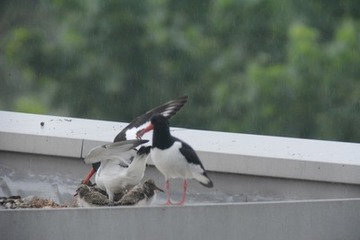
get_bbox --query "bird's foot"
[163,199,173,206]
[172,200,185,206]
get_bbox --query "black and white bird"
[81,96,188,201]
[115,179,164,206]
[136,114,213,205]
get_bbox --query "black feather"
[114,96,188,142]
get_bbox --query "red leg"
[164,179,172,205]
[82,167,96,184]
[175,179,187,206]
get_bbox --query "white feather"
[95,148,150,201]
[84,140,146,164]
[151,142,205,180]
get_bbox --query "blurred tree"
[212,21,360,142]
[1,0,360,142]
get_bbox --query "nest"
[0,196,67,209]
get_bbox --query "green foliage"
[212,19,360,142]
[1,0,360,142]
[14,96,47,114]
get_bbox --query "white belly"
[151,142,195,179]
[95,163,129,193]
[95,160,145,194]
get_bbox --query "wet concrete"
[1,151,360,207]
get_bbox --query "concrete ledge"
[1,110,360,184]
[1,199,360,240]
[0,131,83,158]
[1,111,360,240]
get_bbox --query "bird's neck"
[126,154,147,176]
[152,126,173,149]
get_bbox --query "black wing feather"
[114,96,188,142]
[177,138,205,168]
[177,138,213,188]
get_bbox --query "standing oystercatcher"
[81,96,188,200]
[136,114,213,205]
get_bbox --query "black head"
[136,114,171,140]
[150,114,169,128]
[149,114,174,149]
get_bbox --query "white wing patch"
[162,106,177,117]
[125,122,150,140]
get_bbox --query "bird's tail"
[196,172,213,188]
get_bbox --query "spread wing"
[84,139,148,164]
[114,96,188,142]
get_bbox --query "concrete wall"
[1,111,360,239]
[2,151,360,203]
[2,110,360,185]
[2,199,360,240]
